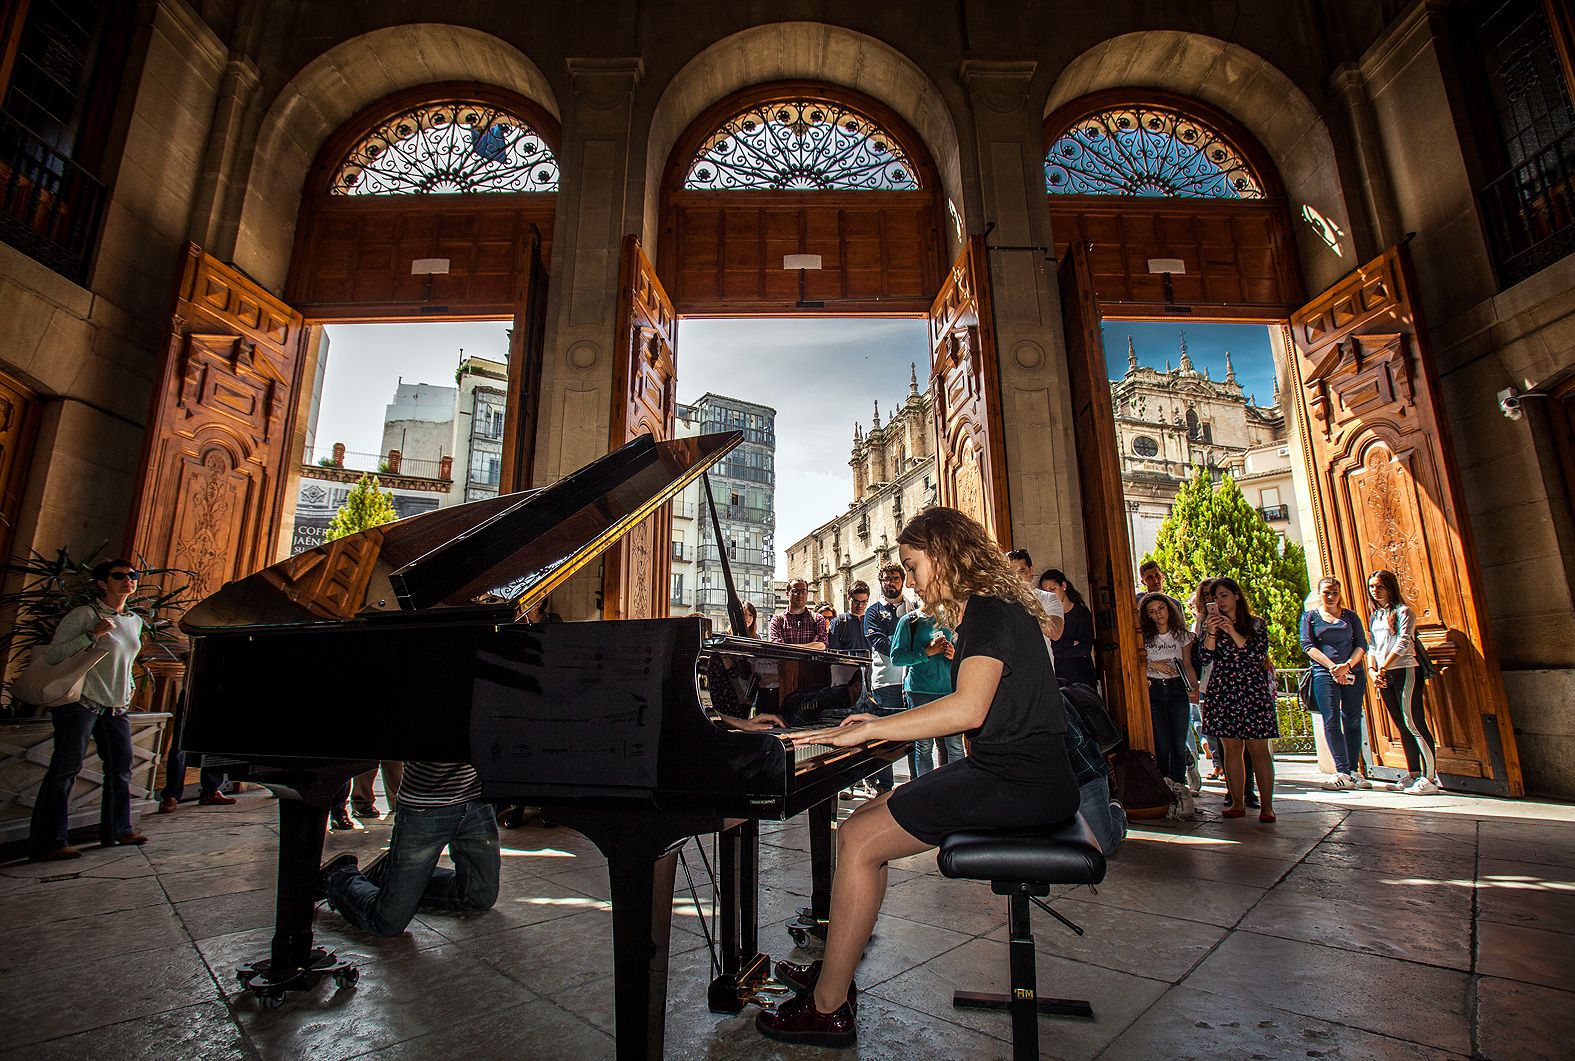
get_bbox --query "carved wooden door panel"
[603,236,677,621]
[500,230,548,492]
[127,244,308,616]
[928,235,1011,546]
[1290,245,1522,795]
[0,368,38,566]
[1060,242,1150,750]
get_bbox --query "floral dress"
[1196,617,1279,740]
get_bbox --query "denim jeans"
[906,690,965,776]
[1311,666,1367,775]
[1078,774,1127,856]
[29,703,133,853]
[1147,676,1191,784]
[159,745,226,801]
[327,799,500,937]
[865,684,906,790]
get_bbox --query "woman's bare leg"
[1222,738,1247,812]
[1248,739,1275,814]
[811,792,930,1012]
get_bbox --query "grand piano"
[179,429,906,1059]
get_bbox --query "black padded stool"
[937,814,1108,1061]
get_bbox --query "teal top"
[889,612,956,696]
[43,603,143,712]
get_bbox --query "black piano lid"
[180,431,744,633]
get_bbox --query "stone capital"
[566,57,644,110]
[959,60,1037,115]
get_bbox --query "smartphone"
[1205,602,1220,616]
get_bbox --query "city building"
[787,367,936,608]
[453,354,509,503]
[670,394,777,631]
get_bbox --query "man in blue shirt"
[860,563,909,792]
[827,580,872,656]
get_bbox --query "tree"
[1145,466,1311,669]
[325,474,399,543]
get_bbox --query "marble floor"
[2,760,1572,1060]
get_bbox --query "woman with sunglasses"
[28,560,148,860]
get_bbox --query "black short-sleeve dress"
[887,594,1080,846]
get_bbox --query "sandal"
[1259,811,1276,823]
[1222,807,1246,818]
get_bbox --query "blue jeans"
[906,690,966,777]
[1147,676,1191,784]
[1311,667,1367,775]
[865,684,906,790]
[1078,775,1127,856]
[327,799,500,937]
[29,703,133,853]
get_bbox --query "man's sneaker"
[1351,775,1374,789]
[1388,775,1418,792]
[330,811,360,831]
[318,853,358,901]
[1185,761,1203,794]
[1405,777,1441,795]
[351,805,381,819]
[1321,774,1352,790]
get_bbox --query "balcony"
[1259,504,1289,523]
[1479,124,1575,288]
[305,446,452,481]
[0,112,108,284]
[698,544,770,567]
[671,542,686,561]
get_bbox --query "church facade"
[0,1,1570,798]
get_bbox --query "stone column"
[960,60,1088,581]
[1330,63,1402,254]
[187,52,262,256]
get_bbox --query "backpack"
[1109,747,1175,818]
[1059,681,1122,753]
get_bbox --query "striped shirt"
[397,762,481,808]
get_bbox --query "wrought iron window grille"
[685,99,920,191]
[331,101,559,195]
[1044,105,1264,199]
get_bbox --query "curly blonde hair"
[895,508,1048,630]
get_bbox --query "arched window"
[684,96,921,191]
[330,99,559,195]
[1044,103,1263,199]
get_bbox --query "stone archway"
[1045,30,1351,294]
[234,24,560,293]
[641,22,969,260]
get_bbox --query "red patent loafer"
[755,989,856,1048]
[771,960,858,1012]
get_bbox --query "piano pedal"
[744,980,794,1008]
[236,948,359,1007]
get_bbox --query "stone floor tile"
[1185,930,1471,1053]
[197,918,453,994]
[1476,857,1575,935]
[1342,809,1483,837]
[0,871,167,924]
[1475,920,1575,990]
[1324,822,1479,856]
[1063,864,1268,927]
[0,942,219,1049]
[984,897,1229,983]
[158,858,279,904]
[0,899,191,976]
[1304,836,1478,880]
[231,942,536,1061]
[1476,976,1575,1061]
[356,997,612,1060]
[723,993,1017,1061]
[1479,834,1575,870]
[878,873,1007,936]
[1279,859,1475,918]
[870,935,1168,1058]
[0,1000,251,1060]
[1239,887,1472,969]
[1115,840,1297,889]
[176,885,277,940]
[452,907,622,995]
[1101,983,1456,1060]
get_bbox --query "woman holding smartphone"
[1197,577,1278,821]
[755,507,1078,1048]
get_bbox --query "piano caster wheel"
[236,948,357,1005]
[260,989,286,1009]
[333,967,360,990]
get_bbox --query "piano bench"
[936,815,1108,1061]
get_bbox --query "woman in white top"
[1139,592,1198,785]
[1366,569,1439,794]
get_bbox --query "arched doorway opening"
[1048,85,1522,794]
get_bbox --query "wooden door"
[499,229,548,492]
[0,367,38,565]
[1060,242,1151,750]
[126,244,309,612]
[603,236,678,621]
[1289,245,1523,795]
[928,235,1011,545]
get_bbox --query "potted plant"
[0,546,195,844]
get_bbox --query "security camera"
[1497,387,1523,421]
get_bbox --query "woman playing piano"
[756,507,1080,1048]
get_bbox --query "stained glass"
[684,99,920,191]
[1044,105,1263,199]
[331,101,558,195]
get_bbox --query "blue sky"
[1102,321,1279,406]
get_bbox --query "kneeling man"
[321,761,499,936]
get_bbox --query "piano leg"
[605,848,680,1061]
[272,796,330,974]
[709,819,769,1013]
[808,796,836,925]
